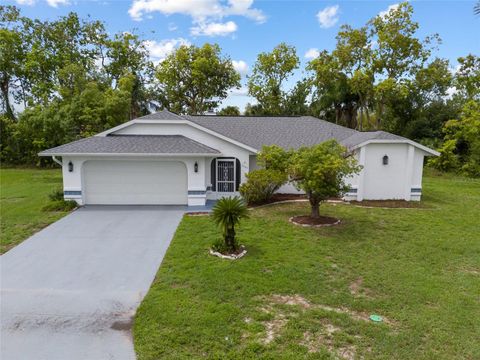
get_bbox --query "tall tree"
[455,54,480,100]
[156,43,240,115]
[247,43,299,115]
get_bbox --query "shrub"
[239,169,287,205]
[48,188,65,201]
[42,200,77,212]
[211,196,249,252]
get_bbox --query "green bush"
[239,169,287,205]
[42,200,77,212]
[48,188,65,201]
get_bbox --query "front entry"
[216,158,236,193]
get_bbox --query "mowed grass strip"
[0,168,70,254]
[134,171,480,360]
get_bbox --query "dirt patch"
[262,315,288,344]
[264,294,393,325]
[349,277,374,298]
[185,212,211,216]
[301,327,356,360]
[269,294,312,309]
[290,215,340,227]
[462,268,480,275]
[350,200,429,209]
[110,317,133,331]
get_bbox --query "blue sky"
[7,0,480,110]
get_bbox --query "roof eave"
[351,139,440,156]
[38,152,221,157]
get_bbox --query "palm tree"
[211,196,249,252]
[475,1,480,15]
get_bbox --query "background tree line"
[1,3,479,176]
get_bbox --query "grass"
[0,167,72,254]
[134,171,480,360]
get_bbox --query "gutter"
[52,156,63,166]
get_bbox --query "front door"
[216,159,236,193]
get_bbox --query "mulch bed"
[256,193,307,205]
[290,215,340,227]
[350,200,429,208]
[185,211,211,216]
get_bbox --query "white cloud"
[304,48,320,59]
[46,0,70,7]
[15,0,36,5]
[15,0,70,6]
[168,22,178,31]
[317,5,339,28]
[144,38,190,64]
[232,60,249,75]
[378,3,400,18]
[129,0,265,23]
[191,21,237,37]
[228,86,249,96]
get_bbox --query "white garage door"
[83,160,187,205]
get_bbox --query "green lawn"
[134,172,480,360]
[0,168,71,254]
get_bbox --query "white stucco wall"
[61,155,211,206]
[246,145,427,201]
[357,143,427,201]
[59,120,430,204]
[61,121,255,206]
[114,122,253,187]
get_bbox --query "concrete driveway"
[1,206,185,360]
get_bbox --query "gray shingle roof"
[184,115,359,150]
[137,109,185,121]
[340,130,405,148]
[40,109,434,156]
[38,135,220,155]
[128,110,416,151]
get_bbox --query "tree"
[289,140,361,218]
[217,105,240,116]
[308,51,358,127]
[103,31,154,119]
[455,54,480,100]
[211,196,249,252]
[156,43,240,115]
[247,43,299,115]
[369,2,439,127]
[431,101,480,177]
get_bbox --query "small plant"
[211,196,249,253]
[48,188,64,201]
[42,200,77,212]
[239,169,287,205]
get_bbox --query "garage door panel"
[83,161,187,205]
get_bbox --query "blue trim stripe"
[348,188,358,193]
[411,188,422,193]
[64,190,81,196]
[188,190,206,195]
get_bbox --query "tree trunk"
[365,106,371,128]
[1,76,16,121]
[308,193,320,219]
[224,225,237,252]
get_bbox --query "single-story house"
[39,109,439,206]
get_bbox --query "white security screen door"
[216,159,235,193]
